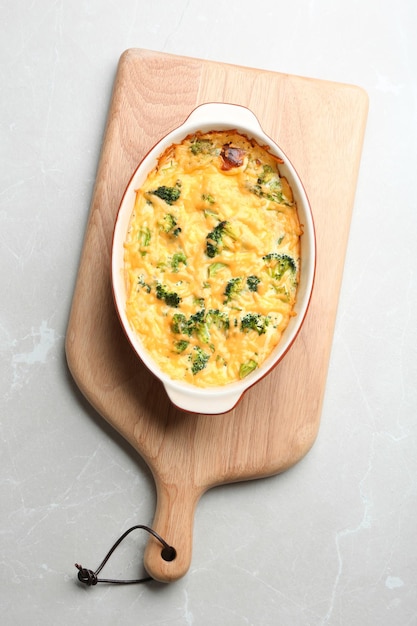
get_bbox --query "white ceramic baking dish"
[112,102,316,414]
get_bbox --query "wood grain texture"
[65,49,368,582]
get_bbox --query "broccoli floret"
[205,221,226,258]
[206,241,218,259]
[216,354,228,367]
[137,275,151,293]
[241,313,270,335]
[224,277,243,303]
[188,309,204,325]
[193,296,205,308]
[190,346,210,375]
[208,262,227,277]
[263,253,297,280]
[246,275,261,292]
[258,164,274,183]
[150,182,181,205]
[190,138,214,155]
[172,308,229,346]
[206,309,230,331]
[202,193,215,204]
[202,193,217,218]
[188,309,210,344]
[174,340,189,353]
[239,359,258,379]
[205,220,237,258]
[160,213,181,237]
[250,164,289,204]
[252,182,285,204]
[138,227,151,253]
[156,283,181,308]
[252,165,274,197]
[171,313,190,335]
[171,251,187,272]
[163,214,176,230]
[266,186,285,204]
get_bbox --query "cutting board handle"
[144,482,201,583]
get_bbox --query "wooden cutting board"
[66,49,368,582]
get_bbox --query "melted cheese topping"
[124,131,302,387]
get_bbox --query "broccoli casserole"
[124,130,302,387]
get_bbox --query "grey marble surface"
[1,1,416,624]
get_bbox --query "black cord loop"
[75,524,176,586]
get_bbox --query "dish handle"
[185,102,263,134]
[163,382,243,415]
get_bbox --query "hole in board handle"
[161,546,177,562]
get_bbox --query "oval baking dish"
[112,102,316,414]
